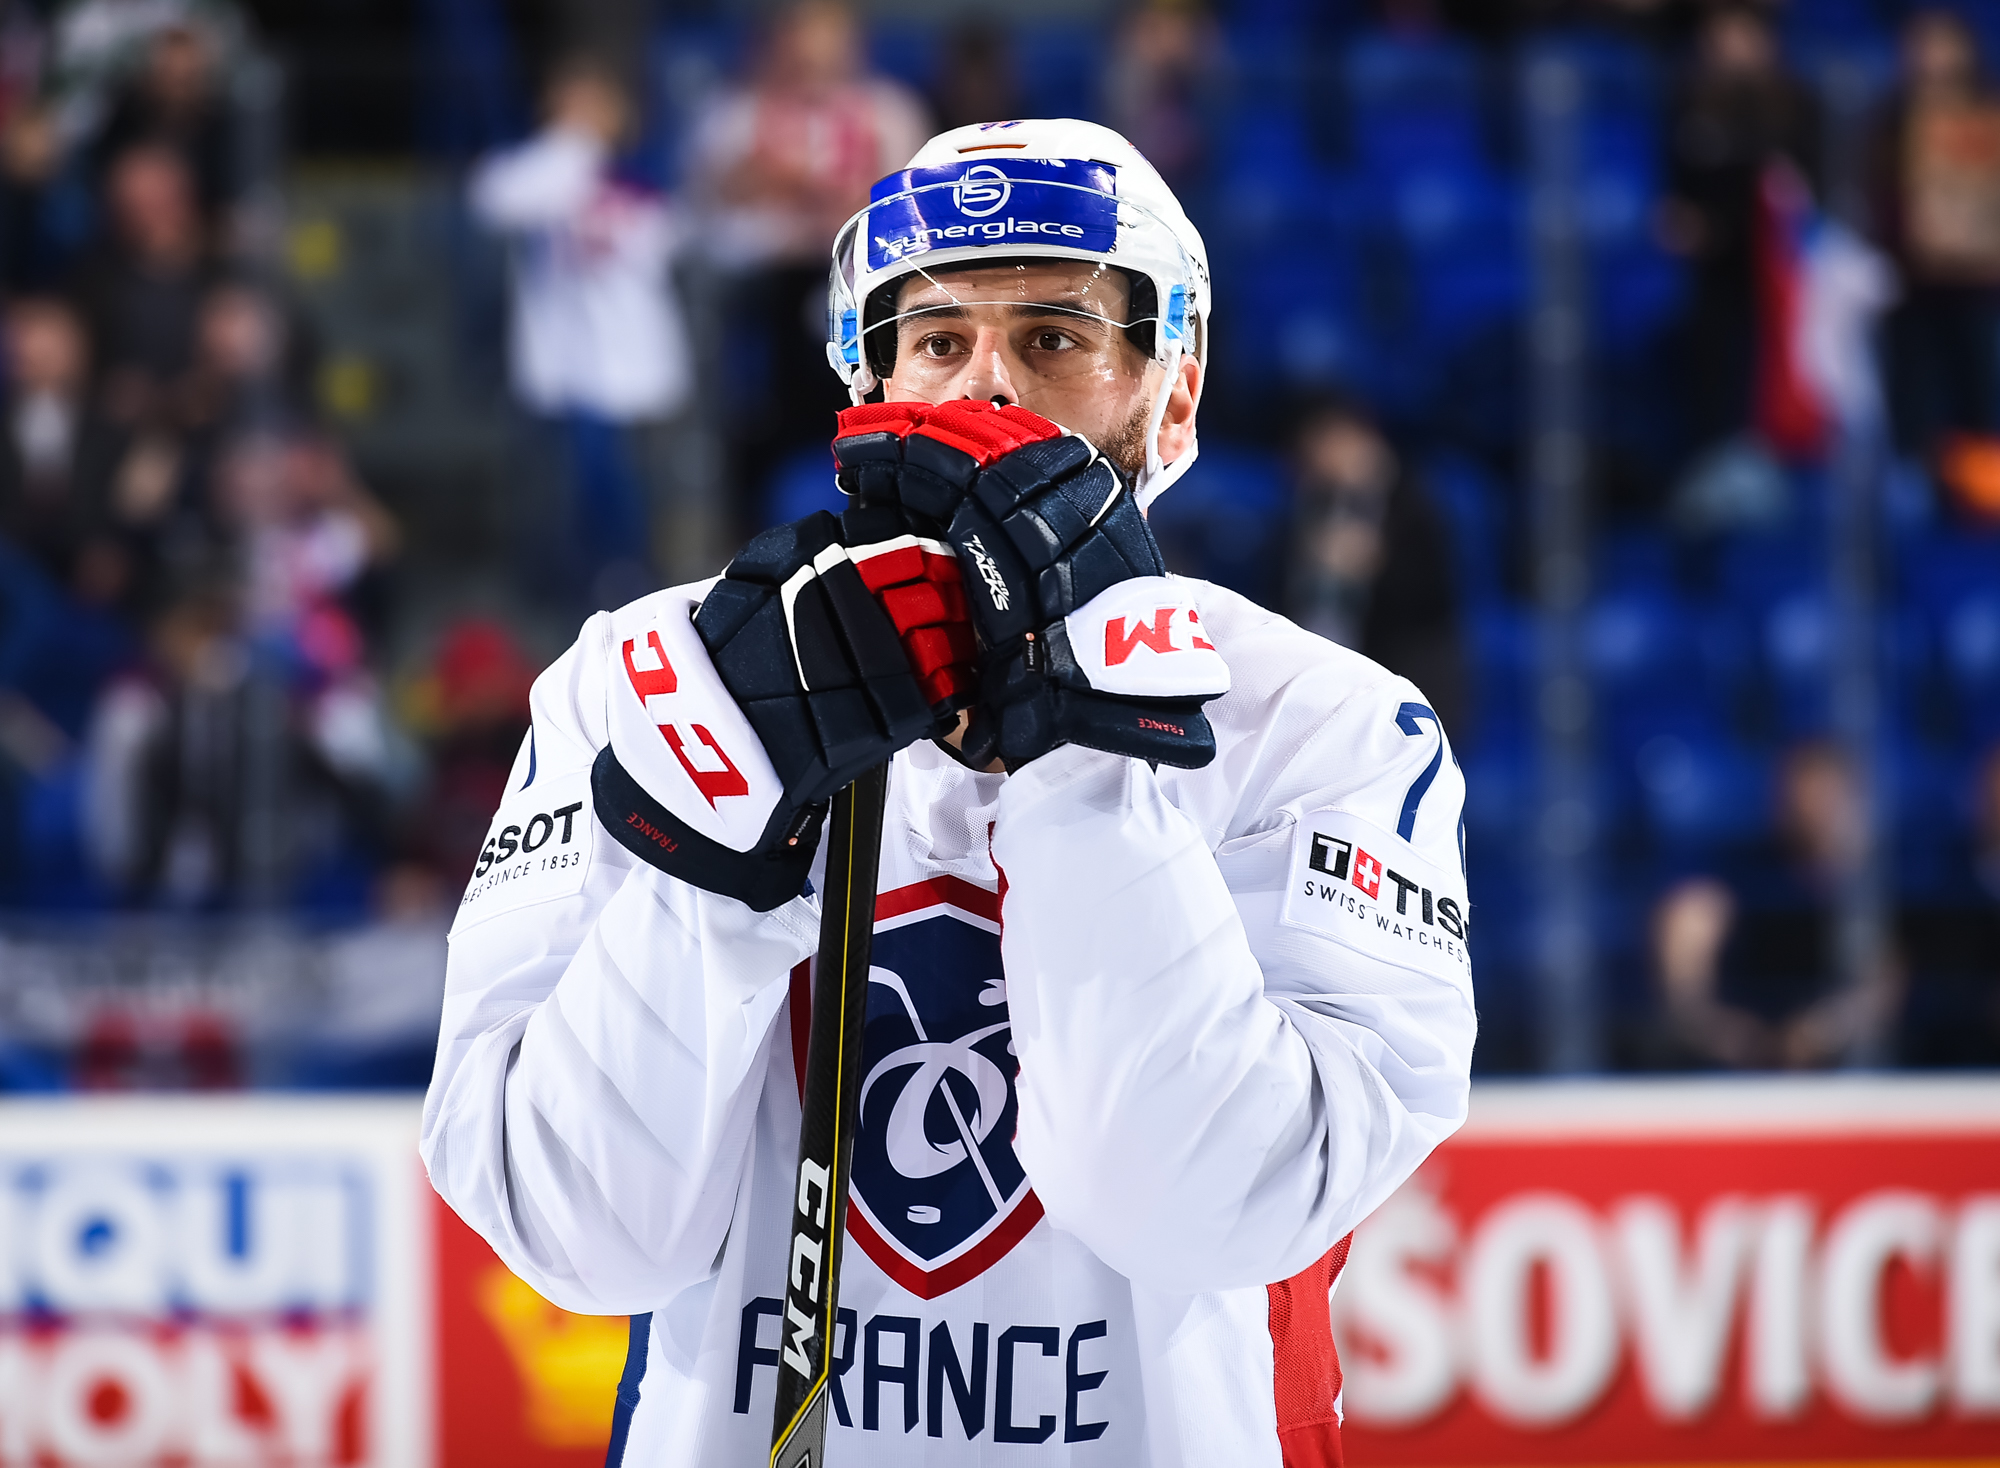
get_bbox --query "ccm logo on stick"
[1103,606,1215,667]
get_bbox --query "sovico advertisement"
[1335,1077,2000,1465]
[0,1098,430,1467]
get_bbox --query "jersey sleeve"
[990,671,1475,1294]
[420,601,820,1314]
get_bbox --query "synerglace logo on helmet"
[951,164,1012,218]
[865,159,1120,270]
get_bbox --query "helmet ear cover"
[859,265,1158,391]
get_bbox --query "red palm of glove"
[836,399,1064,467]
[833,400,1066,719]
[848,533,977,712]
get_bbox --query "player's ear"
[1155,357,1200,466]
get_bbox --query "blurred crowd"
[0,0,550,954]
[0,0,1996,1081]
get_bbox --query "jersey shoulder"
[1174,578,1458,842]
[1187,578,1409,735]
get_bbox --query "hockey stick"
[769,761,888,1468]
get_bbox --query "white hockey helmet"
[826,118,1212,507]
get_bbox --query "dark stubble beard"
[1097,394,1154,482]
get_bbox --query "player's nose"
[956,326,1019,407]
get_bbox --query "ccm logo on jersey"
[622,632,750,807]
[1284,809,1469,975]
[1067,578,1230,700]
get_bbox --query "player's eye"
[1028,328,1078,353]
[916,333,962,359]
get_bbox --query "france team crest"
[791,877,1042,1299]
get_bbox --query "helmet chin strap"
[1134,347,1198,512]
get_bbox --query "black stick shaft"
[769,763,887,1468]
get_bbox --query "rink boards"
[0,1080,1988,1466]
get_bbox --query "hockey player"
[424,118,1475,1466]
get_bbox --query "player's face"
[881,262,1167,471]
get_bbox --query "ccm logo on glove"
[1067,580,1230,702]
[622,632,751,809]
[1102,606,1216,665]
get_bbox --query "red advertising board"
[1,1082,1989,1465]
[434,1198,621,1468]
[1334,1078,2000,1465]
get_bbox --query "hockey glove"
[592,509,976,911]
[832,399,1228,771]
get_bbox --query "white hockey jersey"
[422,577,1476,1466]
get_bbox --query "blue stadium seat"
[868,26,937,95]
[1463,600,1536,748]
[1011,25,1107,124]
[1781,0,1896,51]
[1342,32,1486,175]
[1149,442,1288,603]
[1420,450,1509,609]
[763,446,845,529]
[1628,723,1775,855]
[1938,586,2000,745]
[1897,531,2000,749]
[1588,585,1709,740]
[1886,735,1966,900]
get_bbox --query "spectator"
[82,578,250,906]
[209,427,396,656]
[1104,0,1223,190]
[181,279,297,440]
[686,0,928,521]
[470,55,698,610]
[393,617,536,891]
[1870,9,2000,489]
[1658,3,1821,456]
[0,0,55,291]
[1283,396,1466,737]
[0,294,126,603]
[72,142,216,433]
[41,0,240,162]
[84,423,402,912]
[1648,741,1902,1069]
[90,22,237,224]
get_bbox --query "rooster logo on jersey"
[839,878,1042,1298]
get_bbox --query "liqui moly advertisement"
[0,1098,430,1467]
[1334,1077,2000,1464]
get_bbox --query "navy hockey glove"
[831,399,1227,771]
[592,509,976,911]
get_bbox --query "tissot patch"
[453,766,593,933]
[1280,808,1470,979]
